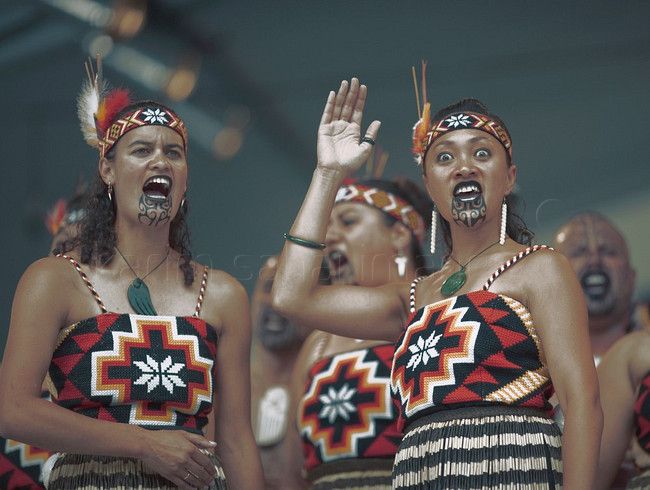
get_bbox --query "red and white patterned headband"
[98,104,188,158]
[412,111,512,165]
[335,184,425,241]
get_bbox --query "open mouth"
[453,180,482,202]
[327,249,353,282]
[580,270,611,300]
[260,306,291,333]
[142,175,172,201]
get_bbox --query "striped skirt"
[392,406,563,489]
[307,458,393,490]
[45,453,228,489]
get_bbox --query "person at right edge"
[271,73,601,488]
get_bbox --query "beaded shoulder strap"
[193,266,209,317]
[56,254,108,313]
[482,245,553,291]
[409,276,426,314]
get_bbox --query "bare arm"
[526,251,602,490]
[0,258,218,489]
[208,272,264,489]
[272,79,405,342]
[595,332,647,490]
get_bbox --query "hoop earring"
[107,182,113,202]
[430,208,437,255]
[394,250,408,278]
[499,199,507,245]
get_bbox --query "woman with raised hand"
[272,76,601,488]
[287,175,431,489]
[0,62,263,489]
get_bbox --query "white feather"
[77,74,107,148]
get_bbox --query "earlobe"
[98,157,114,185]
[506,163,518,194]
[391,222,412,251]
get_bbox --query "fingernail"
[209,440,217,446]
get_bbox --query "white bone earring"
[499,200,507,245]
[430,208,437,255]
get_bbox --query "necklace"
[115,246,170,315]
[440,241,500,297]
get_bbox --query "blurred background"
[1,0,649,356]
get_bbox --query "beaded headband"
[335,183,425,241]
[410,62,512,165]
[78,58,188,158]
[98,103,188,158]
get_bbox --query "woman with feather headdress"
[271,72,602,488]
[0,60,263,489]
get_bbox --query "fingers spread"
[340,78,359,122]
[360,120,382,151]
[332,80,348,120]
[319,91,335,126]
[351,84,367,126]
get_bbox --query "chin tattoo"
[138,194,172,226]
[451,196,487,227]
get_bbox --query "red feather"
[45,199,67,236]
[96,89,131,134]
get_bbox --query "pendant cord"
[448,240,500,271]
[115,246,170,282]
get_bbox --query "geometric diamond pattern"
[49,313,217,432]
[391,291,553,423]
[299,345,402,471]
[0,393,51,489]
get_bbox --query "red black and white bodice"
[391,246,554,425]
[634,371,650,454]
[48,255,216,433]
[298,344,402,471]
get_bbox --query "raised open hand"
[317,78,381,174]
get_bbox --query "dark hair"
[427,98,533,250]
[61,110,195,285]
[357,177,434,275]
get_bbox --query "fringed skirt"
[307,458,393,490]
[45,453,228,489]
[392,406,563,489]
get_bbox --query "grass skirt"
[392,405,563,489]
[46,453,227,489]
[307,458,393,489]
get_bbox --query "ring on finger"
[183,471,192,482]
[360,136,375,146]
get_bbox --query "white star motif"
[142,108,169,124]
[406,332,442,371]
[318,383,357,423]
[445,114,472,128]
[133,354,186,394]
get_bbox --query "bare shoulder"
[518,247,577,290]
[522,247,574,278]
[19,255,79,293]
[197,266,249,332]
[12,255,82,327]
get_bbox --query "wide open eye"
[475,148,490,158]
[436,152,453,163]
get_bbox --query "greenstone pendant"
[127,278,158,315]
[440,267,467,297]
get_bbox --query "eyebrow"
[127,140,184,151]
[432,135,492,149]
